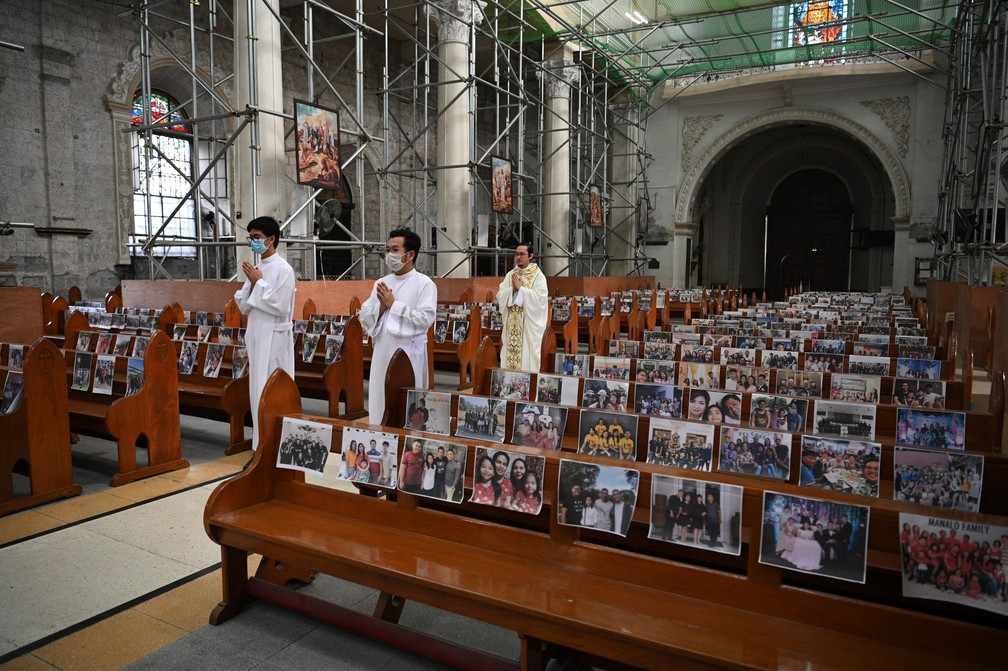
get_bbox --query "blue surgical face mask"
[250,237,268,255]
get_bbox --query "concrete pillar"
[429,0,481,278]
[672,222,697,288]
[234,0,287,268]
[539,58,580,276]
[891,216,911,291]
[609,102,639,276]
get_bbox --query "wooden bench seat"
[206,363,1007,671]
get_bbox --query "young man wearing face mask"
[496,243,549,372]
[234,216,296,451]
[359,229,437,424]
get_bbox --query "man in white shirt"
[497,243,549,372]
[359,229,437,425]
[234,216,296,451]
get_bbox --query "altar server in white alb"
[360,229,437,425]
[234,216,296,450]
[497,243,549,372]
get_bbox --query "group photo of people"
[511,403,566,450]
[535,373,578,406]
[592,356,631,380]
[94,333,113,355]
[277,417,333,475]
[231,346,248,379]
[894,447,983,511]
[853,341,889,357]
[558,458,640,537]
[1,371,24,414]
[646,419,714,472]
[71,352,93,392]
[556,354,589,377]
[634,359,676,383]
[608,340,641,358]
[749,394,808,432]
[804,352,844,373]
[455,395,506,443]
[470,447,544,514]
[723,366,770,393]
[896,357,942,380]
[131,335,150,359]
[762,350,799,370]
[581,381,630,412]
[125,358,144,397]
[760,492,870,583]
[649,475,743,555]
[177,340,198,375]
[203,343,225,378]
[847,355,892,376]
[812,400,877,439]
[300,333,320,363]
[811,339,846,355]
[642,341,676,360]
[642,330,673,343]
[577,410,639,460]
[799,436,882,497]
[899,512,1008,616]
[92,355,115,395]
[490,369,531,400]
[829,373,881,403]
[633,383,683,418]
[896,408,966,450]
[892,379,945,408]
[323,334,344,365]
[398,437,465,503]
[898,344,936,359]
[405,390,452,435]
[773,370,821,397]
[719,347,757,366]
[680,345,715,364]
[717,428,791,480]
[685,388,742,426]
[677,363,721,389]
[338,427,399,488]
[702,333,733,348]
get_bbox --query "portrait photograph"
[455,395,507,443]
[894,447,983,512]
[95,333,113,355]
[581,379,630,412]
[277,417,333,476]
[490,369,531,400]
[324,334,344,365]
[592,356,631,381]
[490,155,513,214]
[803,352,844,373]
[684,388,742,426]
[761,349,799,370]
[555,353,589,377]
[131,336,150,358]
[847,354,891,376]
[760,491,871,584]
[294,98,343,191]
[451,320,469,345]
[646,418,714,472]
[633,383,683,418]
[812,400,877,440]
[634,358,676,384]
[535,373,579,406]
[899,512,1008,617]
[172,324,187,341]
[512,402,567,450]
[71,352,93,392]
[178,340,198,375]
[335,427,399,488]
[398,436,466,503]
[231,346,248,379]
[719,347,758,366]
[114,334,133,357]
[892,378,945,408]
[404,389,453,436]
[92,355,115,396]
[203,343,225,379]
[433,319,449,344]
[578,409,639,460]
[799,436,882,497]
[470,446,545,514]
[896,357,942,380]
[717,428,791,481]
[896,408,966,451]
[649,475,743,555]
[75,331,92,352]
[723,366,768,393]
[680,345,714,364]
[558,458,640,537]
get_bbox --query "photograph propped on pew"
[647,418,714,472]
[829,373,882,404]
[892,379,946,409]
[899,512,1008,616]
[71,352,92,392]
[634,359,676,384]
[678,363,720,389]
[398,436,466,503]
[582,380,630,412]
[404,390,452,436]
[686,389,742,426]
[558,458,640,537]
[535,373,578,406]
[455,396,506,443]
[894,448,983,512]
[232,347,248,379]
[470,447,544,514]
[642,341,675,360]
[760,491,871,584]
[896,408,966,451]
[323,335,343,365]
[592,356,631,381]
[799,436,882,497]
[338,427,399,487]
[896,358,942,380]
[490,369,531,401]
[511,403,566,450]
[649,475,743,555]
[608,339,641,358]
[1,370,24,413]
[577,410,638,460]
[848,354,892,376]
[812,400,877,440]
[75,332,92,352]
[277,417,333,476]
[555,353,589,377]
[634,383,683,418]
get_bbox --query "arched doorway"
[765,170,853,298]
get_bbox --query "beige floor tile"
[105,476,190,503]
[31,610,187,671]
[164,459,242,486]
[31,492,133,525]
[0,653,59,670]
[135,572,221,632]
[0,511,64,546]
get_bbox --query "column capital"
[539,59,580,99]
[428,0,485,44]
[890,216,910,232]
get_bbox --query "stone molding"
[428,0,485,44]
[860,96,910,158]
[681,114,722,171]
[539,59,580,99]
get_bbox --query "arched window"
[131,90,196,257]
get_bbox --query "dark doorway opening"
[764,170,852,299]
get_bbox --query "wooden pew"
[175,337,252,455]
[0,338,81,515]
[67,331,189,486]
[205,364,1008,671]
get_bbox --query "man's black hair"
[515,242,534,256]
[388,228,421,261]
[247,216,281,240]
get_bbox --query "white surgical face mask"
[385,251,406,273]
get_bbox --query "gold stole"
[505,264,539,369]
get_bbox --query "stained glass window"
[789,1,849,47]
[131,90,190,133]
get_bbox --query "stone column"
[539,59,579,276]
[609,102,639,276]
[891,216,911,291]
[672,222,697,288]
[430,0,481,278]
[234,0,287,269]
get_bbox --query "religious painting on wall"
[589,185,603,228]
[491,156,513,214]
[294,99,343,194]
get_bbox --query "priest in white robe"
[359,229,437,425]
[234,216,296,451]
[497,243,549,372]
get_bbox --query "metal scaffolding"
[932,0,1008,285]
[125,0,652,280]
